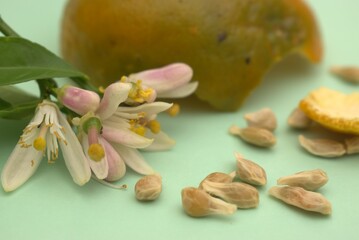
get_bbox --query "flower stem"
[91,175,128,190]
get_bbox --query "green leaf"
[0,86,39,119]
[0,99,39,120]
[0,98,11,108]
[0,85,38,104]
[0,36,88,86]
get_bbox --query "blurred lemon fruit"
[60,0,322,111]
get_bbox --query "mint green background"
[1,1,359,239]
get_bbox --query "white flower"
[1,100,91,192]
[60,82,174,182]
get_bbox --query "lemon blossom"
[1,100,91,192]
[59,82,174,182]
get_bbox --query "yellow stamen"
[167,103,180,117]
[129,119,147,136]
[98,86,105,93]
[33,137,46,151]
[120,76,128,83]
[127,80,155,103]
[88,143,105,162]
[134,126,146,136]
[148,120,161,134]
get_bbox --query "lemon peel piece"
[299,87,359,135]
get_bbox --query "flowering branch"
[0,17,198,192]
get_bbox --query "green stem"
[0,16,20,37]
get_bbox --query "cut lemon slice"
[299,87,359,135]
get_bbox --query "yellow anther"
[129,119,146,136]
[167,103,180,117]
[98,86,105,93]
[148,120,161,134]
[88,143,105,162]
[133,126,146,136]
[139,88,153,100]
[127,80,155,103]
[120,76,128,83]
[33,137,46,151]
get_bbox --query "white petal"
[144,130,176,151]
[102,116,130,129]
[101,139,126,182]
[157,81,198,98]
[56,109,91,185]
[112,144,155,175]
[81,136,109,180]
[1,144,42,192]
[129,63,193,93]
[116,102,173,117]
[96,82,132,120]
[102,126,153,148]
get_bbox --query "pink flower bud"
[57,85,100,115]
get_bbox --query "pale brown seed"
[181,187,237,217]
[229,125,276,148]
[135,174,162,201]
[269,186,332,215]
[287,107,312,129]
[244,108,277,131]
[298,135,346,158]
[201,181,259,209]
[277,169,328,191]
[198,172,234,189]
[234,152,267,186]
[330,66,359,83]
[344,136,359,155]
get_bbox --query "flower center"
[129,118,161,136]
[126,79,155,103]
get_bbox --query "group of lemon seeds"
[181,152,332,217]
[269,169,331,215]
[181,153,265,217]
[229,108,277,148]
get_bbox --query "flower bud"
[135,174,162,201]
[57,85,100,115]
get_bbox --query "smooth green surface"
[1,1,359,239]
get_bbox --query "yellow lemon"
[60,0,322,111]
